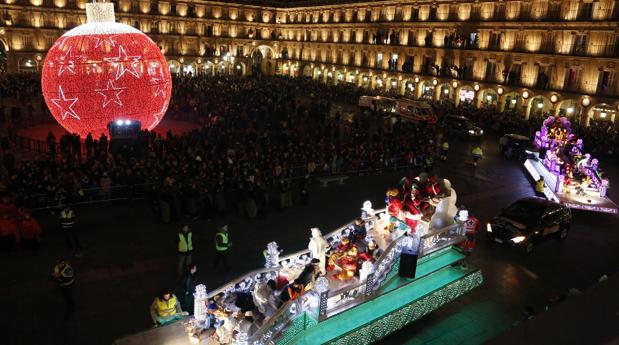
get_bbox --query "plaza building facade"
[0,0,618,124]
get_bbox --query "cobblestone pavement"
[1,134,617,345]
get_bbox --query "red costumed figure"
[425,176,442,200]
[458,216,480,253]
[335,247,359,281]
[327,237,353,271]
[386,189,403,218]
[358,240,382,264]
[399,176,416,196]
[403,182,428,232]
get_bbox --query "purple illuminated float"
[524,115,617,214]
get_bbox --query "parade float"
[524,115,618,214]
[114,174,482,345]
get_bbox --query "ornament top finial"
[86,2,116,23]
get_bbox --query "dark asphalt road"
[1,134,617,345]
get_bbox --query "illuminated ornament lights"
[41,2,172,138]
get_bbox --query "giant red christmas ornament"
[41,2,172,138]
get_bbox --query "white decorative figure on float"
[308,227,330,275]
[359,260,376,282]
[263,241,282,268]
[429,178,458,229]
[193,284,208,322]
[361,200,376,232]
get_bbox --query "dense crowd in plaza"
[0,75,439,221]
[0,74,617,222]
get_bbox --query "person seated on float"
[279,280,305,303]
[266,279,283,310]
[150,289,186,326]
[213,309,237,344]
[297,258,321,289]
[349,218,367,244]
[358,240,383,264]
[335,247,359,281]
[252,280,273,316]
[233,311,256,342]
[327,237,353,271]
[203,300,221,329]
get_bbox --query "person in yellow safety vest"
[52,259,75,318]
[214,225,231,270]
[150,290,185,326]
[535,176,545,197]
[60,205,82,255]
[440,141,450,161]
[471,146,484,167]
[177,225,193,278]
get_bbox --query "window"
[564,68,580,92]
[536,65,552,89]
[597,71,616,95]
[579,2,593,19]
[469,32,478,48]
[574,34,588,54]
[485,60,496,81]
[376,52,383,67]
[489,32,500,50]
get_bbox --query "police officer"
[150,289,184,326]
[60,205,82,255]
[214,225,231,270]
[440,141,449,161]
[52,259,75,318]
[471,146,484,167]
[177,225,193,278]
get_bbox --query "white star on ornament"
[94,35,117,49]
[57,46,81,76]
[95,80,127,108]
[153,82,168,98]
[104,45,142,80]
[148,104,167,130]
[51,37,68,50]
[51,86,80,121]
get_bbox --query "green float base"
[281,247,483,345]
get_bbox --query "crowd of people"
[0,74,617,225]
[1,75,439,223]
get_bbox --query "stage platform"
[524,157,618,214]
[16,119,201,141]
[112,247,482,345]
[285,247,483,345]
